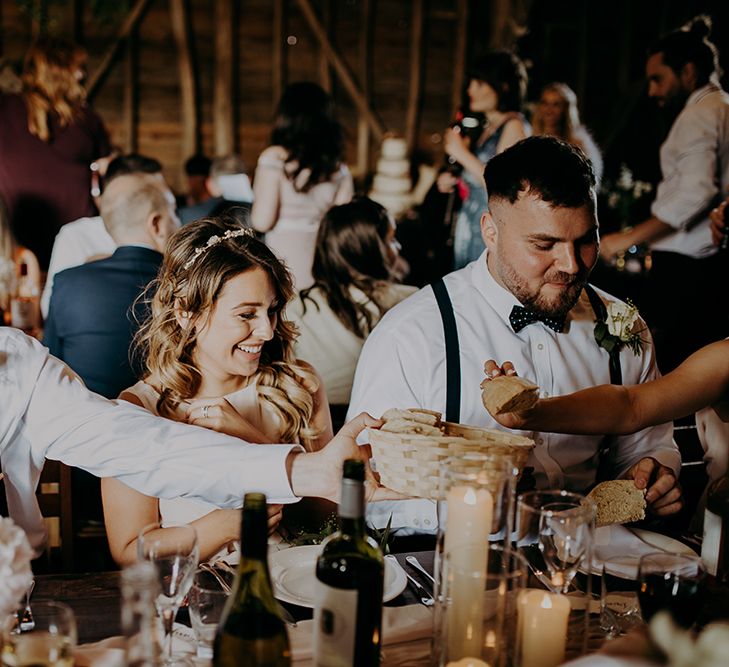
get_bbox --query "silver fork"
[386,556,434,607]
[405,556,435,586]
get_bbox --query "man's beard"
[498,259,587,318]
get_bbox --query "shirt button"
[537,438,544,445]
[537,343,544,350]
[543,391,550,397]
[412,518,420,526]
[424,519,431,526]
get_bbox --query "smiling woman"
[100,217,334,566]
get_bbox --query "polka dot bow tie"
[509,305,566,334]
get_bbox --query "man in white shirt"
[41,154,164,319]
[349,136,681,534]
[600,17,729,371]
[0,328,386,553]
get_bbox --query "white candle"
[518,590,570,667]
[446,659,490,667]
[444,485,493,660]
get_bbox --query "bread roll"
[587,480,646,527]
[381,408,441,427]
[480,375,539,415]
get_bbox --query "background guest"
[438,51,530,269]
[181,153,213,207]
[103,217,333,565]
[251,81,353,289]
[41,153,164,319]
[0,194,41,325]
[0,37,110,269]
[532,82,603,185]
[288,198,417,412]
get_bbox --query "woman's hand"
[436,171,459,194]
[599,230,632,261]
[186,397,268,443]
[482,359,533,430]
[443,127,470,164]
[267,504,283,535]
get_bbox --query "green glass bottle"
[213,493,291,667]
[313,459,384,666]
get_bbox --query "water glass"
[637,552,705,629]
[600,556,642,637]
[1,601,76,667]
[189,573,229,659]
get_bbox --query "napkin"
[289,604,433,663]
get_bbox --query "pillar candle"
[444,485,493,660]
[518,590,570,667]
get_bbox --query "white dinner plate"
[269,544,407,608]
[586,524,697,579]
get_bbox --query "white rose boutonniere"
[0,517,33,621]
[594,300,646,357]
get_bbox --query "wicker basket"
[369,421,534,499]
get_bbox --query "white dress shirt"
[650,83,729,258]
[0,329,300,551]
[41,216,116,318]
[348,254,679,532]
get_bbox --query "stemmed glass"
[516,490,596,593]
[137,523,199,664]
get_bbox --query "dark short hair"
[184,153,212,177]
[648,15,720,87]
[484,136,596,210]
[467,51,527,112]
[105,153,162,185]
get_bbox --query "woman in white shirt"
[102,217,333,565]
[250,82,353,290]
[287,198,416,406]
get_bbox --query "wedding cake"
[369,137,413,217]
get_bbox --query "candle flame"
[464,487,478,505]
[540,593,553,609]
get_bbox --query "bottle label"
[313,580,357,666]
[702,507,723,577]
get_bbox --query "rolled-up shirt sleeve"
[25,353,302,506]
[651,103,721,230]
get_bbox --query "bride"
[102,217,333,565]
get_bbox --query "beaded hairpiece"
[183,227,255,269]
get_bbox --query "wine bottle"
[213,493,291,667]
[314,459,384,667]
[121,561,162,667]
[702,471,729,581]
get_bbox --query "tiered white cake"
[369,137,412,217]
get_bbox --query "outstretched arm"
[484,340,729,435]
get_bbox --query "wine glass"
[137,523,199,664]
[1,601,76,667]
[637,552,705,629]
[516,490,596,593]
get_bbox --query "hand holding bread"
[481,359,539,428]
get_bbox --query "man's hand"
[710,197,728,246]
[599,231,632,261]
[482,359,533,430]
[288,413,408,504]
[628,457,683,516]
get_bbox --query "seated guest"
[43,173,179,398]
[0,327,390,554]
[41,153,164,318]
[181,153,213,207]
[251,82,354,289]
[0,194,41,326]
[288,198,416,405]
[178,154,253,226]
[531,82,603,185]
[348,136,680,534]
[103,217,333,565]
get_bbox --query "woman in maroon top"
[0,38,110,270]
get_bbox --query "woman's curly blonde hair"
[22,38,87,142]
[134,217,320,449]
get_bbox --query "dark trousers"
[641,250,729,373]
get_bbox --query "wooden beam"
[451,0,468,117]
[490,0,510,49]
[272,0,285,111]
[169,0,199,161]
[355,0,372,178]
[294,0,384,141]
[214,0,235,155]
[122,4,138,154]
[317,0,333,93]
[86,0,152,99]
[404,0,424,152]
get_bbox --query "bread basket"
[368,416,534,499]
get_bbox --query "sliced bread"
[480,375,539,415]
[587,479,647,527]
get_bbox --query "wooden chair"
[36,460,74,571]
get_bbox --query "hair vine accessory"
[183,227,255,269]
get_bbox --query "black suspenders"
[431,280,622,426]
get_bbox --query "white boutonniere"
[594,300,646,357]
